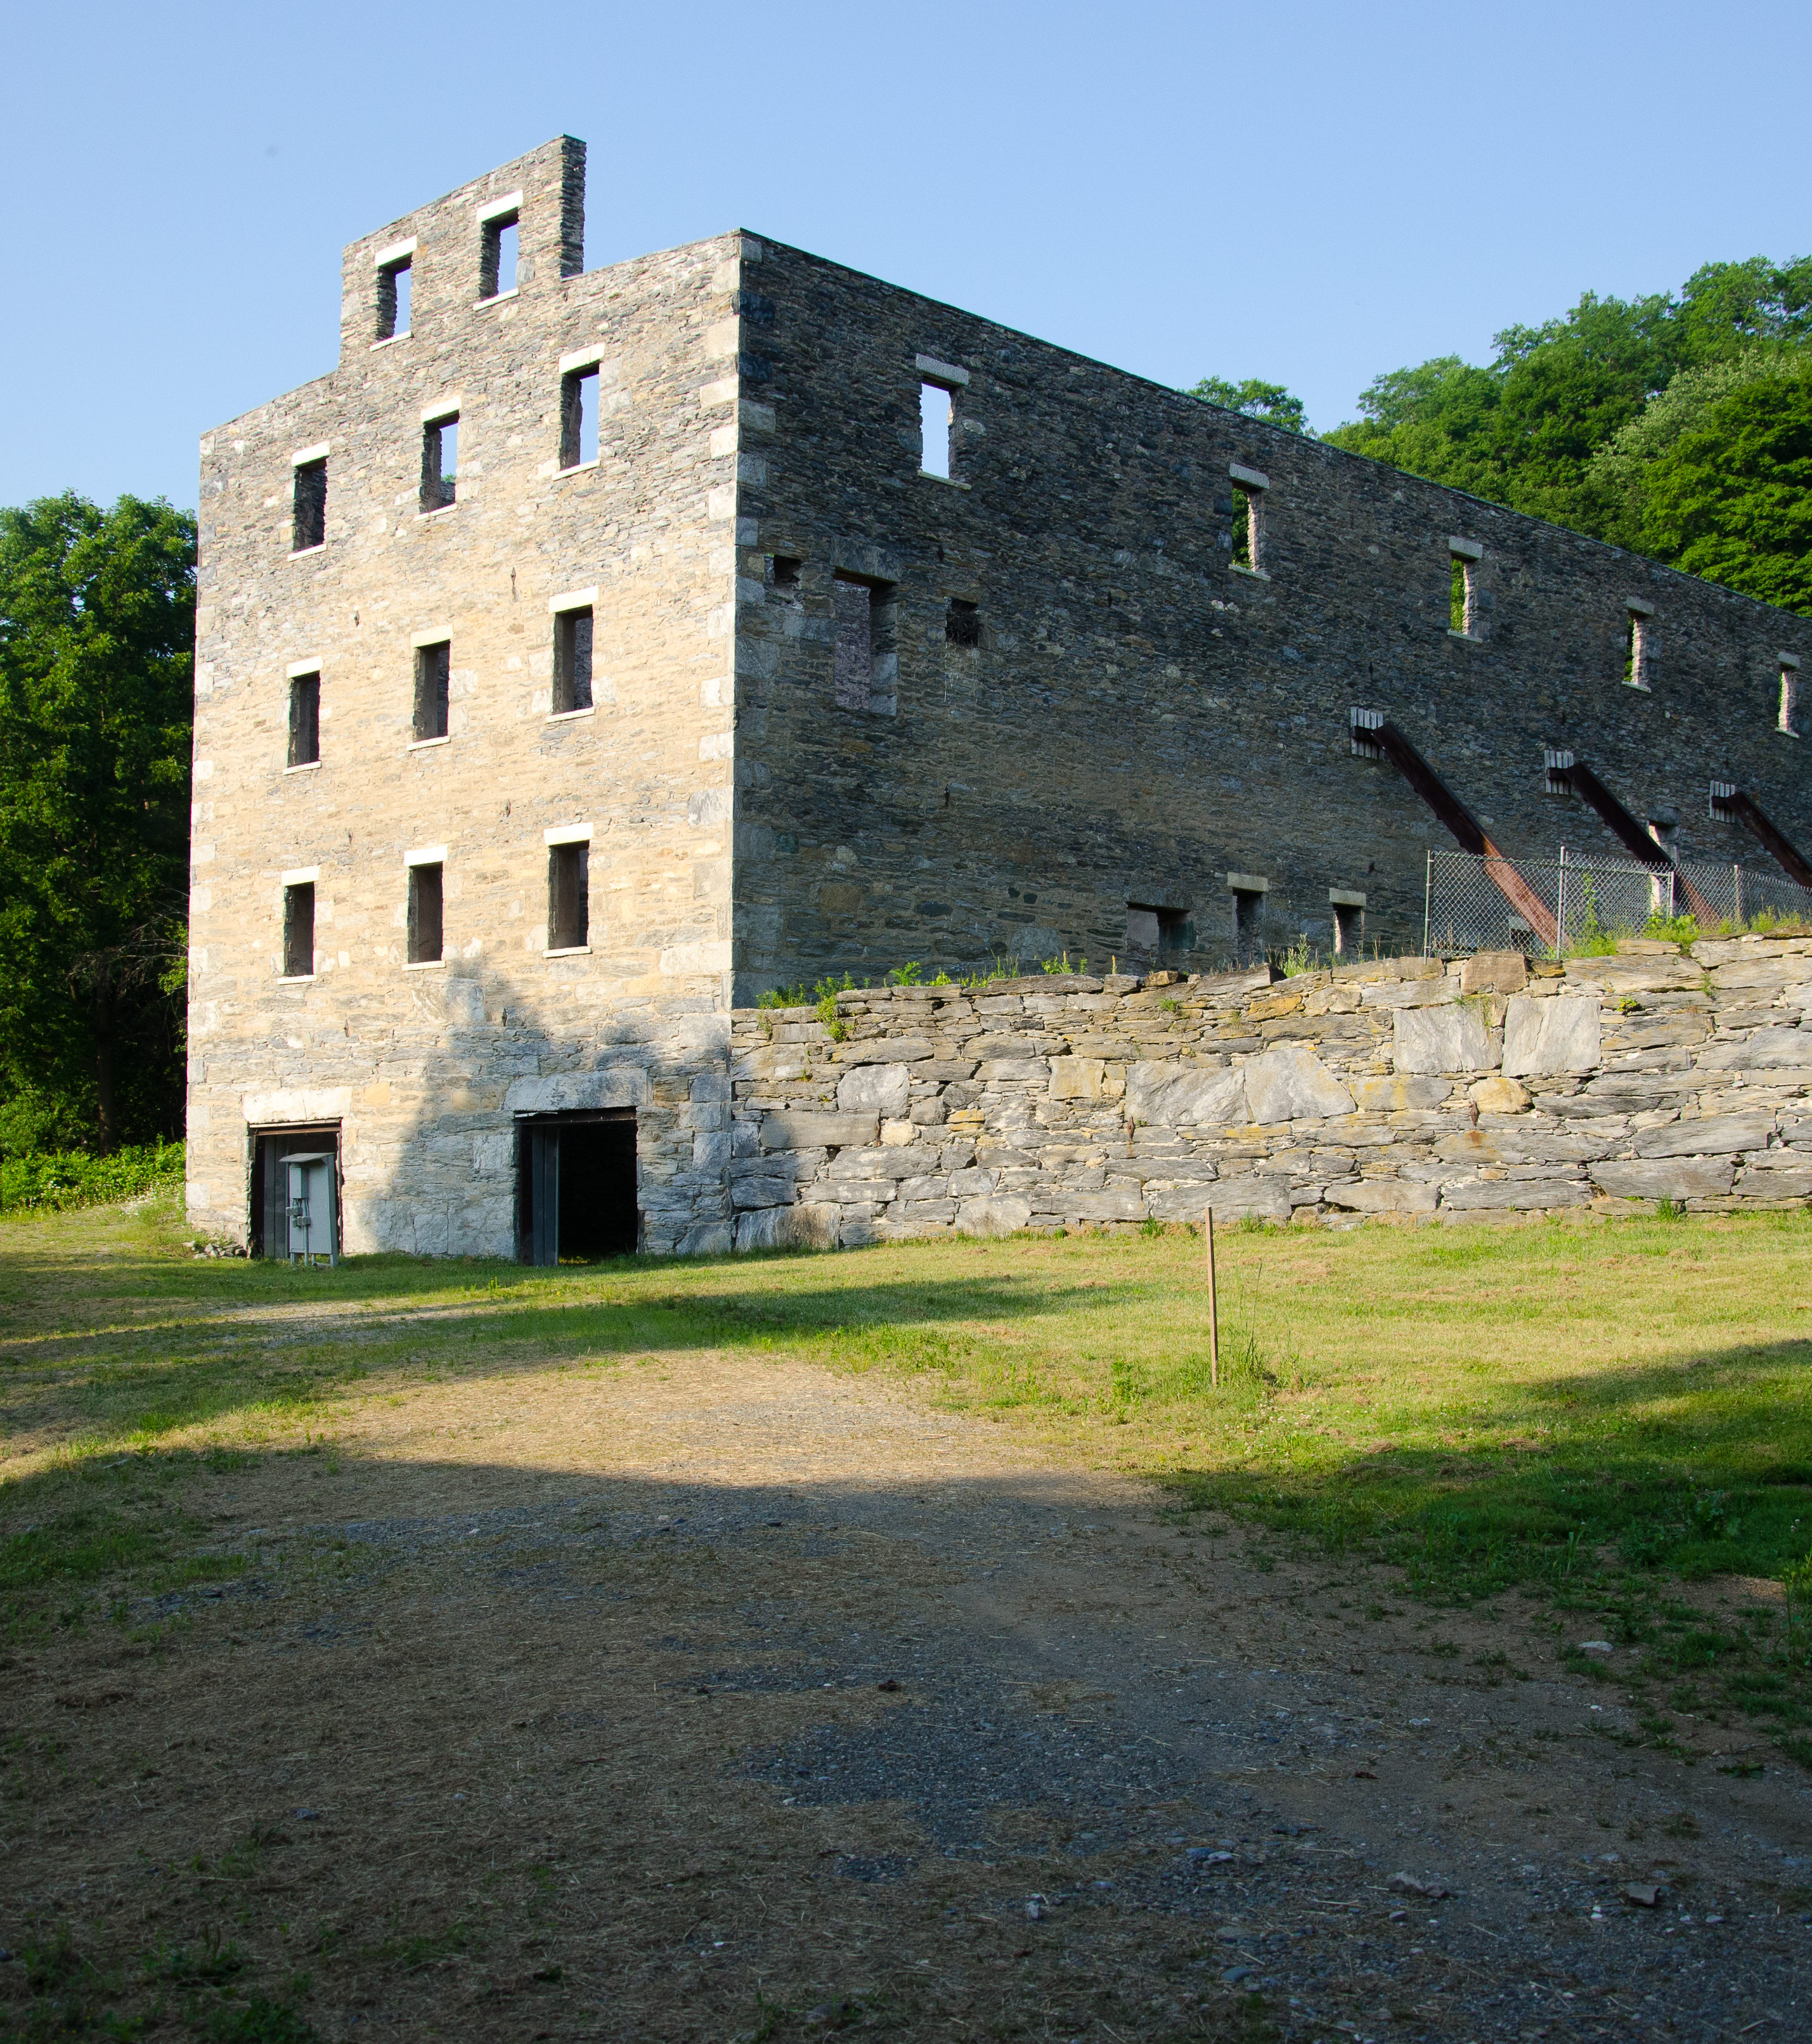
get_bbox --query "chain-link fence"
[1423,849,1812,958]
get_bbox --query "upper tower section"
[336,136,586,368]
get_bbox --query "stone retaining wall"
[711,935,1812,1250]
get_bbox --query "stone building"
[186,137,1811,1258]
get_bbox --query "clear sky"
[5,0,1808,513]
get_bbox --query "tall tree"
[0,493,195,1151]
[1188,376,1309,436]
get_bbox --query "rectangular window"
[553,605,594,714]
[1328,890,1366,955]
[769,553,803,595]
[560,366,599,469]
[1448,538,1482,635]
[920,382,953,479]
[292,458,327,552]
[1543,746,1575,797]
[282,883,315,979]
[1126,902,1186,965]
[1349,706,1385,760]
[407,862,444,964]
[421,414,457,512]
[548,842,590,951]
[413,640,450,742]
[1228,463,1269,573]
[1227,872,1269,957]
[479,210,519,300]
[288,671,320,767]
[945,598,981,648]
[833,574,896,713]
[376,257,412,340]
[1624,600,1653,689]
[1780,655,1800,734]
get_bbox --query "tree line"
[1195,255,1812,616]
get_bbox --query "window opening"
[517,1109,638,1265]
[1544,746,1575,797]
[292,459,327,552]
[1349,706,1385,760]
[553,606,594,714]
[945,598,981,649]
[252,1126,340,1261]
[376,257,412,342]
[421,414,458,512]
[1125,902,1186,967]
[1624,601,1653,689]
[288,672,320,767]
[413,640,450,742]
[406,862,444,964]
[1231,484,1259,569]
[479,211,519,300]
[769,554,802,594]
[560,366,599,469]
[1329,891,1366,955]
[1227,873,1269,959]
[282,883,315,979]
[1449,556,1471,633]
[548,841,590,950]
[920,382,953,479]
[833,574,896,713]
[1780,655,1800,734]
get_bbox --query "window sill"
[543,945,592,959]
[1447,628,1487,644]
[919,470,970,489]
[408,735,452,751]
[556,458,600,477]
[417,503,457,520]
[1778,725,1802,739]
[370,332,411,351]
[276,974,316,985]
[284,760,321,774]
[477,287,519,307]
[403,958,445,971]
[1229,563,1269,581]
[1622,678,1652,692]
[547,706,596,721]
[289,543,326,559]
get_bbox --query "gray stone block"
[734,1202,839,1251]
[1392,1003,1496,1075]
[955,1194,1032,1236]
[1125,1061,1246,1127]
[1438,1178,1592,1210]
[760,1111,878,1150]
[1324,1179,1439,1213]
[1590,1158,1736,1200]
[676,1221,735,1256]
[1632,1113,1773,1158]
[1502,995,1602,1077]
[837,1063,911,1116]
[1204,1175,1292,1222]
[1695,1027,1810,1070]
[1242,1047,1355,1123]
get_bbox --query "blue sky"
[4,0,1808,512]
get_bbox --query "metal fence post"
[1734,864,1744,928]
[1555,846,1566,960]
[1423,852,1432,959]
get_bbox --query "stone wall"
[721,935,1812,1249]
[727,240,1812,995]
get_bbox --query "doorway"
[516,1109,638,1265]
[250,1125,342,1260]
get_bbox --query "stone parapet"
[723,936,1812,1244]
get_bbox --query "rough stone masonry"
[186,137,1812,1256]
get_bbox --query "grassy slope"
[4,1196,1812,1754]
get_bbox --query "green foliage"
[0,1141,183,1215]
[1277,933,1316,977]
[0,491,196,1151]
[1187,375,1308,435]
[1321,257,1812,609]
[1040,950,1087,975]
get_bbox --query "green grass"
[6,1193,1812,1754]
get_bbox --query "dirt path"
[4,1351,1808,2041]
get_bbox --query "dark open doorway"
[516,1109,638,1265]
[249,1125,342,1260]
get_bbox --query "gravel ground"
[4,1352,1809,2041]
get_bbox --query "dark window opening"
[252,1126,341,1261]
[560,366,599,469]
[945,598,981,648]
[479,211,519,300]
[548,841,589,950]
[413,640,450,741]
[1126,902,1187,967]
[833,574,895,712]
[516,1109,638,1265]
[770,553,803,593]
[376,258,411,340]
[292,460,327,552]
[1544,747,1575,797]
[920,382,954,478]
[288,673,320,767]
[1331,901,1364,955]
[553,607,594,713]
[422,415,458,512]
[282,883,315,979]
[1231,886,1266,957]
[1350,706,1385,760]
[407,862,444,964]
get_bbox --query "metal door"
[530,1125,560,1267]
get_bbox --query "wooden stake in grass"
[1204,1206,1220,1389]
